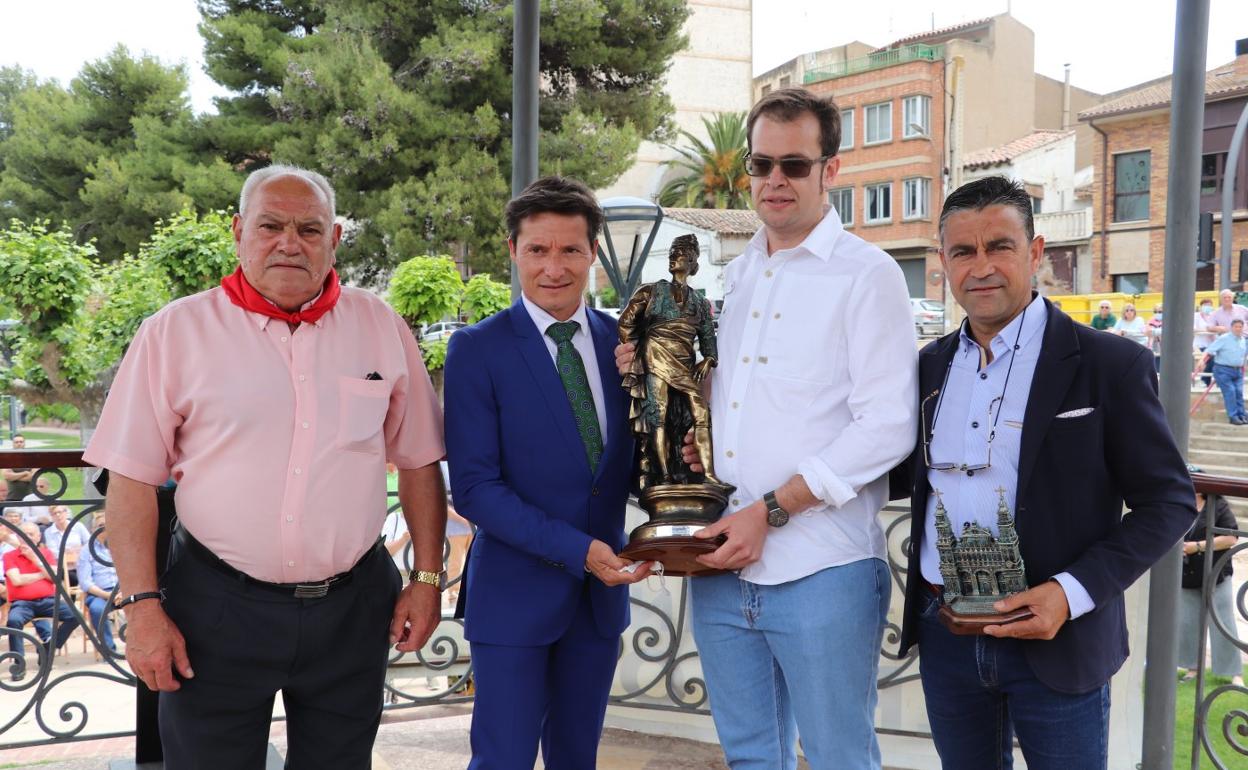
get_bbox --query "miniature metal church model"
[934,488,1027,615]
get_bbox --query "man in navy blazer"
[444,176,652,770]
[894,176,1196,768]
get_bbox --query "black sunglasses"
[744,154,831,179]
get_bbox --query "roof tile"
[962,130,1074,169]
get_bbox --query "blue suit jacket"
[444,300,634,646]
[896,299,1196,693]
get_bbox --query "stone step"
[1189,435,1248,451]
[1188,447,1248,464]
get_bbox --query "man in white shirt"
[620,88,917,769]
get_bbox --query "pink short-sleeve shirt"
[84,286,445,583]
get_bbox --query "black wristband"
[114,589,165,609]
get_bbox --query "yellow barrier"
[1046,291,1223,325]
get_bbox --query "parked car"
[911,298,945,337]
[421,320,467,342]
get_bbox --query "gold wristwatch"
[408,569,447,590]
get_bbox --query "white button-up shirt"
[712,206,918,585]
[920,294,1094,618]
[521,295,608,442]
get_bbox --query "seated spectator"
[1,508,22,552]
[3,522,79,680]
[76,512,117,653]
[1114,303,1149,346]
[0,478,7,519]
[21,476,52,526]
[41,506,90,561]
[3,435,34,500]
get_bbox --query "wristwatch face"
[767,508,790,528]
[410,570,447,590]
[764,491,789,527]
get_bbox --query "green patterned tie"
[546,321,603,472]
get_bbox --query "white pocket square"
[1056,407,1095,419]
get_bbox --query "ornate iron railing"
[0,450,928,757]
[1186,473,1248,770]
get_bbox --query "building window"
[903,178,929,220]
[1114,273,1149,294]
[1031,196,1043,214]
[866,183,892,223]
[1113,151,1150,222]
[1202,153,1225,197]
[829,187,854,226]
[779,75,791,89]
[902,95,930,138]
[840,109,854,150]
[865,102,892,145]
[760,84,771,96]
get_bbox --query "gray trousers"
[1178,580,1245,679]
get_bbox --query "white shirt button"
[765,270,774,278]
[299,375,307,382]
[732,402,740,409]
[280,336,288,343]
[302,421,310,429]
[287,561,295,567]
[294,467,302,475]
[752,311,760,318]
[732,498,741,506]
[742,356,750,363]
[774,312,781,319]
[286,516,294,522]
[726,450,735,458]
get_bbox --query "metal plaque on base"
[933,488,1034,635]
[618,235,734,577]
[619,484,729,577]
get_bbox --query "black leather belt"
[176,528,382,599]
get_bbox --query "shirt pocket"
[761,275,849,382]
[337,376,392,454]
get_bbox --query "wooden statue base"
[619,483,733,577]
[619,534,726,577]
[938,606,1035,636]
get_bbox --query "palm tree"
[657,112,749,209]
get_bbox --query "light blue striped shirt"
[77,539,117,593]
[921,295,1095,619]
[1205,331,1247,367]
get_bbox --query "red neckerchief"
[220,265,341,325]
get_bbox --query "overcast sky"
[1,0,1246,114]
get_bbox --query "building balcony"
[1034,208,1092,245]
[803,44,944,85]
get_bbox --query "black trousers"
[158,538,401,770]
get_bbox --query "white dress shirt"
[711,206,919,585]
[920,294,1095,619]
[521,295,609,443]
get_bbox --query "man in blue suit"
[894,176,1196,768]
[444,176,653,770]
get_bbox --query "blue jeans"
[6,597,80,665]
[1213,364,1245,422]
[916,589,1110,769]
[690,558,890,770]
[84,594,116,652]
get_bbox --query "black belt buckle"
[294,581,331,599]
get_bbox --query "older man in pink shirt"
[84,165,446,770]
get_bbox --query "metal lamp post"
[597,197,665,304]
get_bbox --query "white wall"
[598,0,754,201]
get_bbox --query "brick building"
[1079,43,1248,294]
[762,14,1103,303]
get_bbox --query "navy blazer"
[896,299,1196,693]
[444,300,634,646]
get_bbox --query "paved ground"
[0,709,748,770]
